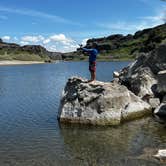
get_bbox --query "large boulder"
[58,77,151,126]
[119,44,166,99]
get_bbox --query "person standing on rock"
[81,43,99,82]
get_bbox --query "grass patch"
[12,53,43,61]
[0,54,13,60]
[0,53,46,61]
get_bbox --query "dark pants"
[89,61,96,72]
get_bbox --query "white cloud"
[44,34,79,52]
[21,35,44,43]
[60,44,78,52]
[1,33,79,52]
[49,34,73,44]
[20,41,29,45]
[97,9,166,34]
[141,9,166,23]
[98,21,150,32]
[2,36,11,41]
[43,39,51,44]
[14,37,18,41]
[46,45,57,52]
[81,38,88,46]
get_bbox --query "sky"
[0,0,165,52]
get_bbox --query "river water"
[0,62,165,166]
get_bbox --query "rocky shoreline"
[117,44,166,121]
[58,44,166,126]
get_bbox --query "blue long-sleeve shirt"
[82,48,99,62]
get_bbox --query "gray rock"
[121,67,157,98]
[157,70,166,94]
[154,103,166,118]
[154,149,166,163]
[58,77,151,126]
[149,98,160,109]
[119,44,166,98]
[119,44,166,99]
[162,95,166,103]
[113,71,120,78]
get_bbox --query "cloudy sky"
[0,0,165,52]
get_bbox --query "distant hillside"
[85,23,166,60]
[62,23,166,61]
[0,40,62,61]
[0,23,165,62]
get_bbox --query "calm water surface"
[0,62,165,166]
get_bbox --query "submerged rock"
[134,148,166,164]
[58,77,151,126]
[154,103,166,119]
[154,149,166,163]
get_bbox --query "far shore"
[0,59,133,66]
[0,60,45,66]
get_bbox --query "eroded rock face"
[123,67,157,98]
[58,77,151,126]
[119,44,166,100]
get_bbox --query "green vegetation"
[0,52,49,61]
[83,24,166,61]
[0,42,52,61]
[12,53,43,61]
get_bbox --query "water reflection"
[60,117,166,166]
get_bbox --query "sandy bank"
[0,60,45,66]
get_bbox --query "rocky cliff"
[85,24,166,60]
